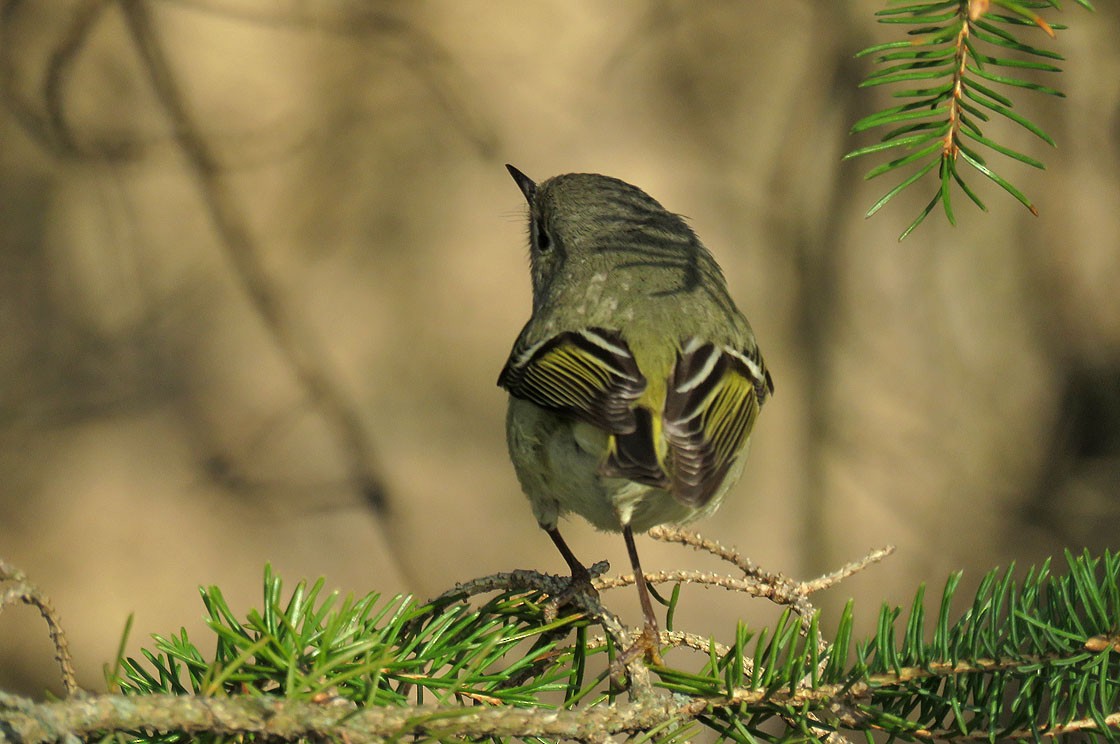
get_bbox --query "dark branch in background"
[766,5,870,580]
[2,0,506,599]
[162,0,499,157]
[2,0,142,159]
[43,0,113,155]
[1,0,98,153]
[2,0,497,158]
[3,0,500,526]
[117,0,391,516]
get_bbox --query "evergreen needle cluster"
[846,0,1094,240]
[103,550,1120,743]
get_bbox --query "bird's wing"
[498,328,647,436]
[662,338,773,507]
[500,329,773,501]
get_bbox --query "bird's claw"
[542,562,606,623]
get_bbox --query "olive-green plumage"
[498,165,772,655]
[500,166,772,531]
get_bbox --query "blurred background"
[2,1,1118,695]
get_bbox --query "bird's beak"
[505,164,536,203]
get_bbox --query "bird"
[498,164,773,661]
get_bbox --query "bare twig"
[0,561,79,696]
[638,532,895,620]
[800,544,895,594]
[597,567,817,620]
[582,628,737,663]
[648,526,767,576]
[645,526,819,618]
[660,629,731,657]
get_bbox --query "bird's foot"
[542,560,608,623]
[620,620,664,667]
[606,621,663,693]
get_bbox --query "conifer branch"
[3,546,1119,742]
[847,0,1094,239]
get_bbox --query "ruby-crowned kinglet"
[499,165,773,658]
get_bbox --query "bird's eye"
[534,218,552,252]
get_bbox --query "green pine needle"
[98,550,1120,741]
[847,0,1089,239]
[864,140,943,180]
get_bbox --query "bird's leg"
[547,527,593,586]
[542,527,601,622]
[621,525,663,665]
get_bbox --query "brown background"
[2,1,1118,695]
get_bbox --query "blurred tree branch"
[0,0,500,530]
[118,0,391,515]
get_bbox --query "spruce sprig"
[107,550,1120,742]
[847,0,1094,240]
